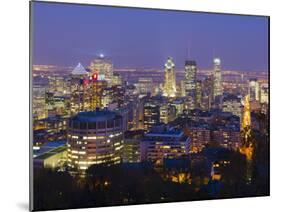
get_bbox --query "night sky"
[32,1,269,71]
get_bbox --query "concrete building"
[141,125,191,165]
[67,110,123,171]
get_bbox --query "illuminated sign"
[92,73,98,80]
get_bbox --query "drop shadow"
[16,202,29,211]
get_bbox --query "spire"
[71,63,88,75]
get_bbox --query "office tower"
[70,63,91,115]
[137,77,153,95]
[33,76,48,120]
[163,57,176,97]
[123,130,144,163]
[185,60,197,110]
[171,98,185,116]
[213,58,223,99]
[196,80,202,109]
[143,97,160,131]
[67,110,123,171]
[159,104,177,124]
[140,125,191,165]
[222,94,242,119]
[201,76,213,111]
[91,73,107,110]
[259,83,269,104]
[88,55,114,86]
[242,95,251,131]
[248,78,260,101]
[180,80,186,97]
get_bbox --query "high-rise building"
[259,83,269,104]
[91,73,107,110]
[67,110,124,171]
[163,57,176,97]
[196,80,202,109]
[33,76,48,120]
[143,97,160,131]
[70,63,91,115]
[140,125,191,165]
[137,77,153,95]
[213,58,223,99]
[159,104,177,124]
[185,60,197,110]
[201,76,213,111]
[123,130,144,163]
[248,78,260,101]
[180,80,186,97]
[242,95,251,130]
[88,55,114,86]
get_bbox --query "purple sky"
[32,1,269,71]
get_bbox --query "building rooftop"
[185,60,197,66]
[33,141,66,158]
[71,63,88,75]
[71,110,120,122]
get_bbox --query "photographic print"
[30,1,269,211]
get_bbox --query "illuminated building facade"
[185,60,197,110]
[34,142,67,169]
[70,63,91,115]
[163,57,176,97]
[159,104,177,124]
[213,58,223,99]
[67,110,124,171]
[143,98,160,131]
[123,130,144,163]
[196,80,202,109]
[186,127,211,153]
[171,99,185,116]
[248,78,260,101]
[222,94,242,119]
[259,83,268,104]
[212,127,241,150]
[88,55,114,86]
[137,77,153,95]
[140,125,191,165]
[91,73,107,110]
[180,80,186,97]
[201,76,213,111]
[33,80,48,120]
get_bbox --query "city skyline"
[31,2,269,210]
[32,2,268,71]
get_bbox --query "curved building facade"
[67,110,123,171]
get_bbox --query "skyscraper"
[70,63,91,115]
[91,73,107,110]
[196,80,202,109]
[163,57,176,97]
[185,60,197,110]
[213,58,223,99]
[88,55,114,86]
[248,78,260,101]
